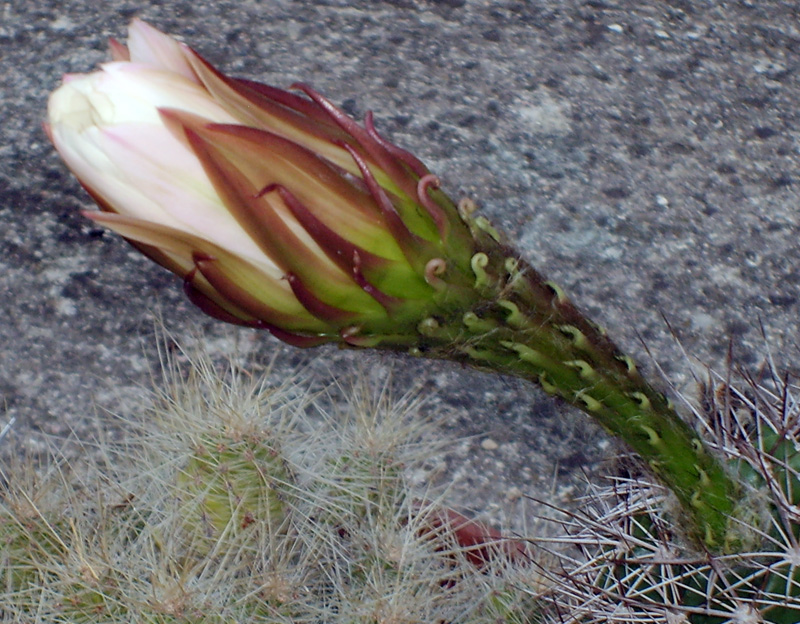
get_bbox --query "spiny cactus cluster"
[0,344,539,623]
[539,356,800,623]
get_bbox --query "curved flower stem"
[383,224,741,552]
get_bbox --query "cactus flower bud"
[47,19,478,347]
[49,21,740,550]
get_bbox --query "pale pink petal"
[126,19,198,83]
[96,124,278,270]
[96,63,237,124]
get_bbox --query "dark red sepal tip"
[183,269,261,328]
[285,272,359,324]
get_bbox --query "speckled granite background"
[1,0,799,527]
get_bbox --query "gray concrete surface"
[1,0,799,525]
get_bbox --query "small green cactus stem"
[176,430,291,548]
[0,510,68,608]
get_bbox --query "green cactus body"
[734,432,800,508]
[57,583,123,622]
[0,507,131,621]
[553,487,799,623]
[176,431,292,546]
[688,431,800,624]
[544,374,800,623]
[0,512,64,600]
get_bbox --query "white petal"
[126,19,198,83]
[48,68,278,276]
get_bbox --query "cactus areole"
[48,20,739,550]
